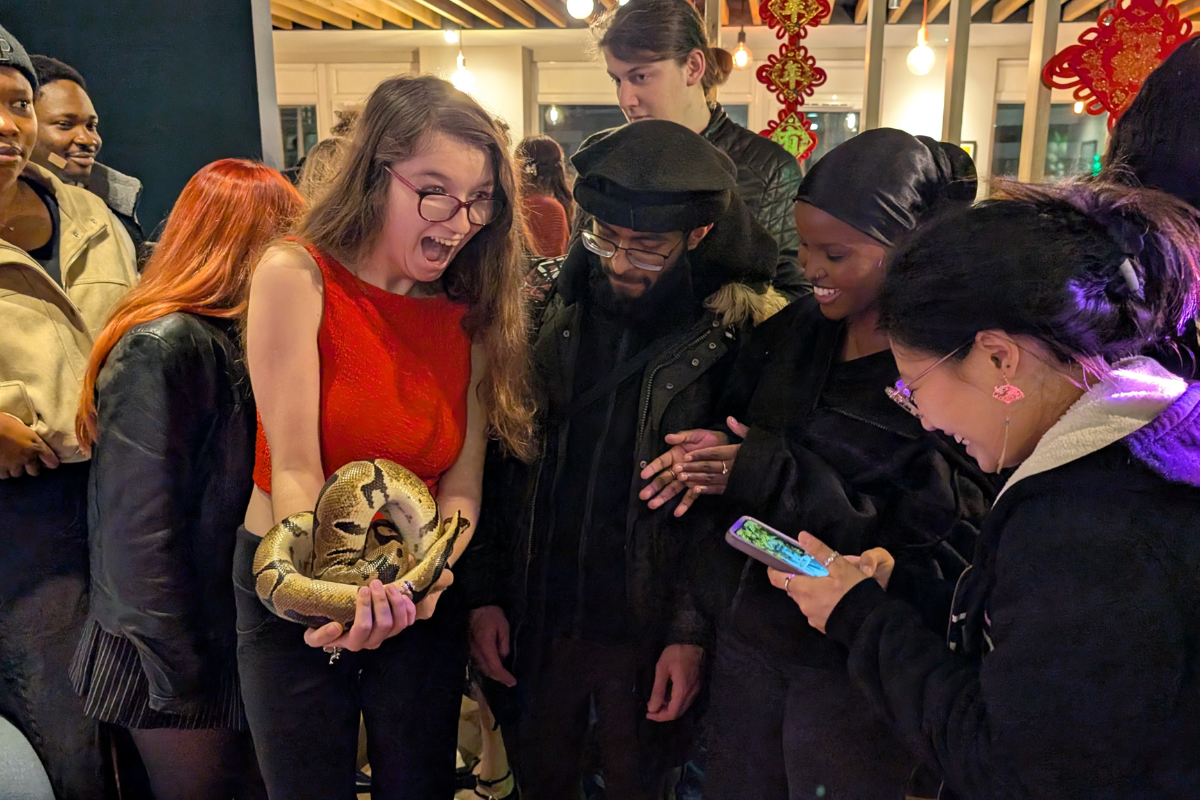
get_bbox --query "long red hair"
[77,159,304,451]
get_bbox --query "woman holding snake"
[234,75,534,799]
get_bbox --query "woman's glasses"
[885,343,969,417]
[387,168,501,226]
[580,229,679,273]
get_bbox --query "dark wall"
[8,0,267,234]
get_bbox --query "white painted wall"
[272,21,1104,188]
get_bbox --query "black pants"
[233,528,468,800]
[505,638,675,800]
[0,463,106,799]
[705,623,916,800]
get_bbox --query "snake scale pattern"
[253,459,468,629]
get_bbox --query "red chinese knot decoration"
[756,0,830,160]
[1042,0,1197,128]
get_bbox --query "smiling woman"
[234,74,535,798]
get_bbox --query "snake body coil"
[253,459,467,629]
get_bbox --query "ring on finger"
[783,573,795,591]
[822,551,840,568]
[721,461,728,475]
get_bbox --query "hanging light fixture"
[451,33,475,93]
[444,27,459,44]
[567,0,595,19]
[906,0,936,76]
[733,28,752,69]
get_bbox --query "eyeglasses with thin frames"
[580,229,680,273]
[885,342,970,417]
[386,167,500,226]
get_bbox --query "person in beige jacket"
[0,24,137,799]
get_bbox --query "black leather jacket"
[86,312,255,714]
[702,103,806,300]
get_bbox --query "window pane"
[281,107,300,170]
[539,105,632,167]
[300,106,319,160]
[724,104,750,128]
[802,110,862,171]
[990,103,1108,181]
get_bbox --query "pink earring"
[992,374,1024,404]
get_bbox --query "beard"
[587,252,699,331]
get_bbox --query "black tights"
[127,728,266,800]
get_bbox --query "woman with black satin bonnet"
[775,180,1200,799]
[639,129,994,799]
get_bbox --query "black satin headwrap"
[796,128,978,246]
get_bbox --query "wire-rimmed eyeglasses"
[580,229,679,273]
[885,342,970,417]
[387,167,501,226]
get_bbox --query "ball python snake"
[253,459,468,630]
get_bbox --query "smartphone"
[725,516,829,577]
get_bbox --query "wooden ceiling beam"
[481,0,538,26]
[750,0,762,24]
[445,0,507,27]
[927,0,951,21]
[992,0,1031,21]
[274,0,353,28]
[854,0,868,23]
[411,0,475,26]
[887,0,914,23]
[272,14,295,27]
[271,1,326,27]
[1062,0,1107,19]
[379,0,440,26]
[1179,0,1200,14]
[344,0,417,26]
[309,0,384,27]
[524,0,569,26]
[721,0,730,24]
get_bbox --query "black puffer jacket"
[87,313,255,714]
[702,103,805,300]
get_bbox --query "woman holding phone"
[777,180,1200,799]
[642,129,994,799]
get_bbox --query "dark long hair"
[1102,38,1200,209]
[593,0,732,94]
[299,74,535,460]
[515,135,573,219]
[879,181,1200,368]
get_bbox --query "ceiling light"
[451,48,474,93]
[907,0,935,77]
[733,28,752,69]
[567,0,595,19]
[444,28,459,44]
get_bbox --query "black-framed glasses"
[387,167,501,226]
[885,342,970,418]
[580,229,679,273]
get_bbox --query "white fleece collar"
[997,357,1189,500]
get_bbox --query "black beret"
[0,24,37,92]
[571,120,737,233]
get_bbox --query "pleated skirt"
[70,619,247,730]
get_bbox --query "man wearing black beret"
[462,120,785,799]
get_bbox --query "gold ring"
[721,461,728,475]
[783,574,794,591]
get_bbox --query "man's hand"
[469,605,517,687]
[303,580,416,651]
[647,644,704,722]
[0,413,59,479]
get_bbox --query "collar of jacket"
[998,356,1194,500]
[1,164,113,308]
[85,162,142,222]
[701,102,731,141]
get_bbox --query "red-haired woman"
[70,159,302,800]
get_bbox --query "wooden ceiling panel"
[445,0,507,26]
[927,0,950,21]
[887,0,914,23]
[380,0,440,26]
[524,0,569,26]
[481,0,538,26]
[272,14,295,27]
[991,0,1031,21]
[411,0,476,26]
[315,0,384,27]
[275,0,353,28]
[344,0,418,26]
[1062,0,1107,19]
[854,0,868,23]
[272,1,326,27]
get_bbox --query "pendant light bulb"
[906,26,935,75]
[733,28,752,69]
[567,0,595,19]
[451,47,475,93]
[444,28,459,44]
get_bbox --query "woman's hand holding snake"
[304,579,417,651]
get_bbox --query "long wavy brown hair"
[77,159,304,451]
[301,75,535,460]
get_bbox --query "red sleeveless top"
[253,244,472,496]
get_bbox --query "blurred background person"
[0,23,138,798]
[29,54,145,254]
[296,134,348,204]
[516,134,572,258]
[71,159,302,800]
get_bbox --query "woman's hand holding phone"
[768,533,873,634]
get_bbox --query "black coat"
[702,103,805,301]
[87,313,255,715]
[826,382,1200,799]
[706,298,994,667]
